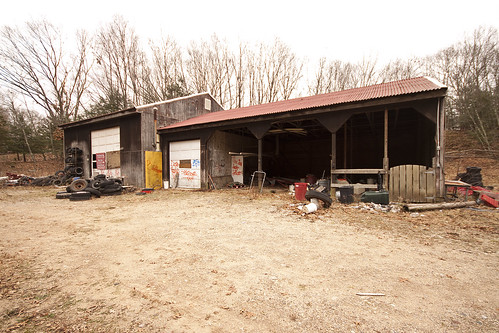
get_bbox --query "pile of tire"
[28,169,71,186]
[55,175,123,200]
[458,166,483,187]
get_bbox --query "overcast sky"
[1,0,499,67]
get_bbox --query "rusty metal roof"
[159,77,446,131]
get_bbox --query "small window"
[204,98,211,111]
[179,159,191,168]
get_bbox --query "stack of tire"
[63,147,84,182]
[42,147,85,186]
[55,175,123,200]
[458,167,483,187]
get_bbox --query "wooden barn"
[157,77,448,202]
[60,93,223,188]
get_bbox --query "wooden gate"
[389,165,435,203]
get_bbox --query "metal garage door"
[91,127,121,178]
[169,139,201,189]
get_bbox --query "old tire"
[69,179,88,192]
[55,170,65,178]
[55,192,71,199]
[83,187,101,198]
[97,180,115,188]
[109,178,123,185]
[69,191,91,201]
[90,179,101,189]
[305,190,333,208]
[101,184,122,194]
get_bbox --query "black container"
[339,186,354,204]
[361,191,389,205]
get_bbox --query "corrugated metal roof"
[160,77,446,131]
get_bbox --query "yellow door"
[145,151,163,189]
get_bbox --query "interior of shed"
[222,107,436,186]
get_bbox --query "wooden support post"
[331,132,336,185]
[343,122,347,169]
[436,97,445,198]
[383,108,389,190]
[258,138,263,187]
[275,135,279,156]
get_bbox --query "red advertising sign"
[96,153,106,170]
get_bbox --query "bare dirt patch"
[0,187,498,332]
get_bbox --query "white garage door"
[91,127,121,178]
[169,139,201,189]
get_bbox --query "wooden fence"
[389,165,435,203]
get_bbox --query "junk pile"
[56,174,124,201]
[293,179,333,214]
[2,147,86,187]
[227,181,245,189]
[451,166,498,208]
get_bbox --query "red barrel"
[294,182,308,201]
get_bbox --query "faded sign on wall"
[232,156,243,183]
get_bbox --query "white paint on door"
[170,139,201,189]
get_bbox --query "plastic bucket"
[339,186,354,204]
[294,182,308,201]
[303,202,318,213]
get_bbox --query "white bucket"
[303,202,318,213]
[163,181,169,189]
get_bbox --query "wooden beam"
[332,169,386,174]
[331,132,336,186]
[343,122,347,169]
[383,108,389,189]
[331,184,379,189]
[258,138,263,187]
[404,201,476,212]
[436,97,445,198]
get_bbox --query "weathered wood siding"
[63,114,142,186]
[207,131,256,187]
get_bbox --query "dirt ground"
[0,187,498,332]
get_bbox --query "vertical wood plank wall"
[389,165,435,202]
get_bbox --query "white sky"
[1,0,499,67]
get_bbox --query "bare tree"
[93,16,148,110]
[147,36,189,102]
[247,44,268,106]
[351,57,379,88]
[308,58,356,95]
[378,57,423,82]
[0,20,91,124]
[245,39,303,106]
[186,35,232,107]
[425,27,499,150]
[231,43,248,108]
